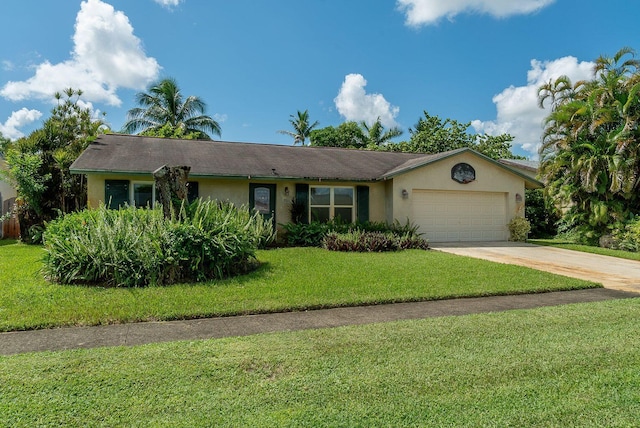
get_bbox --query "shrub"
[508,217,531,242]
[322,230,429,252]
[397,232,430,250]
[280,221,329,247]
[282,218,423,248]
[289,198,307,224]
[611,216,640,252]
[525,189,559,238]
[42,200,275,287]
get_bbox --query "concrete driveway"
[430,241,640,293]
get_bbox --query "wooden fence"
[2,197,19,239]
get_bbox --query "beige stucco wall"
[86,174,388,226]
[390,152,526,223]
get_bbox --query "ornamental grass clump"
[42,200,275,287]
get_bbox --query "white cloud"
[2,60,14,71]
[213,113,228,123]
[153,0,182,7]
[1,0,160,107]
[397,0,555,26]
[0,108,43,140]
[334,74,399,128]
[471,56,595,158]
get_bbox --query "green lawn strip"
[1,298,639,427]
[0,244,598,332]
[529,238,640,261]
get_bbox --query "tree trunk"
[153,165,191,219]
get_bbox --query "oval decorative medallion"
[451,163,476,184]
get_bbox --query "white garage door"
[411,190,508,242]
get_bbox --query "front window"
[132,182,154,208]
[310,186,354,222]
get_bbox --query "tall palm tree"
[122,78,221,140]
[278,110,319,145]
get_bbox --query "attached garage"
[411,190,508,242]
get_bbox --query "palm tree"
[278,110,319,145]
[538,47,640,238]
[360,117,403,148]
[122,78,221,140]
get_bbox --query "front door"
[249,183,276,226]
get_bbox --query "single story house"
[70,134,542,242]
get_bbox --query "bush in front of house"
[508,217,531,242]
[282,219,423,248]
[322,230,429,252]
[280,221,330,247]
[525,188,559,238]
[42,200,275,287]
[608,216,640,252]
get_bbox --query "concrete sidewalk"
[2,288,637,356]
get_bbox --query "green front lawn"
[529,238,640,261]
[0,242,598,332]
[2,298,639,426]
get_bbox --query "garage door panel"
[411,190,508,242]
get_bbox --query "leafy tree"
[393,111,475,153]
[2,89,107,242]
[310,119,403,149]
[538,47,640,240]
[0,132,9,157]
[139,123,201,139]
[475,134,524,160]
[384,111,523,160]
[310,121,366,148]
[278,110,319,145]
[122,77,221,140]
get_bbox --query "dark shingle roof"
[70,134,542,187]
[497,158,539,172]
[71,134,442,181]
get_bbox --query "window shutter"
[295,183,309,224]
[187,181,199,203]
[105,180,129,209]
[357,185,369,223]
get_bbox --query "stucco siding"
[86,174,388,225]
[391,152,525,241]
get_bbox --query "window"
[132,182,154,208]
[310,186,354,222]
[105,180,129,209]
[104,180,156,208]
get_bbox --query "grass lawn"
[2,298,640,426]
[529,238,640,261]
[0,242,599,332]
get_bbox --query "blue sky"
[1,0,639,158]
